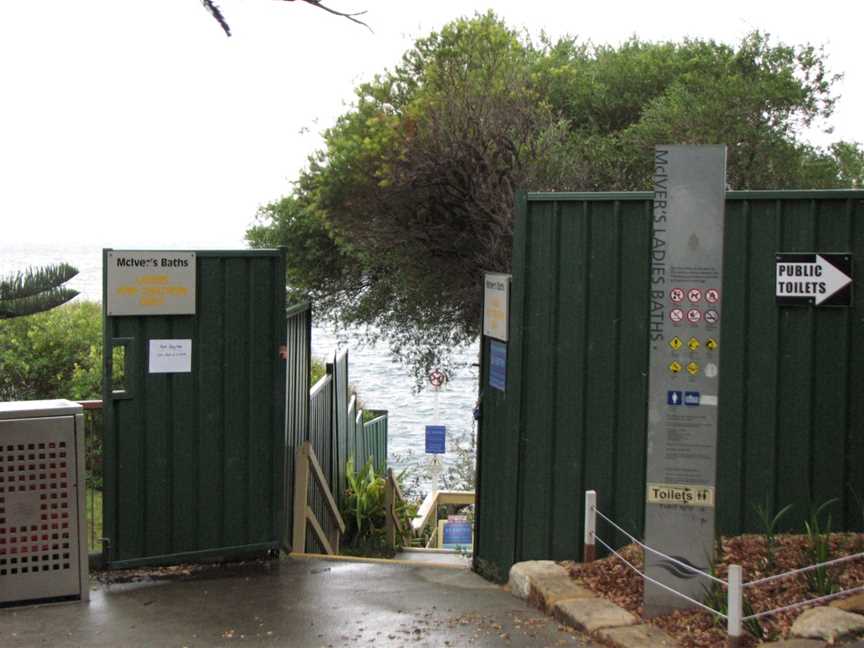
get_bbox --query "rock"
[508,561,568,600]
[553,597,637,633]
[757,640,826,648]
[791,606,864,641]
[597,624,679,647]
[830,592,864,615]
[528,575,593,612]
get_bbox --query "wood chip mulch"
[563,533,864,647]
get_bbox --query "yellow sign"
[669,361,682,374]
[647,483,715,508]
[483,273,511,342]
[706,338,718,351]
[106,251,197,316]
[688,337,700,351]
[687,361,699,375]
[669,336,682,351]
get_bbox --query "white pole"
[727,564,743,647]
[583,490,597,562]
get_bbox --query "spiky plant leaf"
[0,264,79,301]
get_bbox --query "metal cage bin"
[0,400,89,605]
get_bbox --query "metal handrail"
[76,400,104,562]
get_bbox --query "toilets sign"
[775,253,852,307]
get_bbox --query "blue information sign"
[489,340,507,392]
[425,425,446,454]
[443,521,473,547]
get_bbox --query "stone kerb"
[508,561,679,648]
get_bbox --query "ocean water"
[0,245,479,473]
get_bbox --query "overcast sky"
[1,0,861,248]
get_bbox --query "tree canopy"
[247,13,864,382]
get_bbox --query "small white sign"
[483,273,510,342]
[148,339,192,374]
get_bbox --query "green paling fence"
[284,302,311,549]
[362,415,388,476]
[103,250,288,568]
[300,346,388,552]
[306,371,335,553]
[332,351,349,497]
[475,190,864,582]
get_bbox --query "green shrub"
[311,357,327,386]
[341,457,414,556]
[0,300,102,401]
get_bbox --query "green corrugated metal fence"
[103,250,288,568]
[475,190,864,582]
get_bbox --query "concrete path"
[1,558,595,647]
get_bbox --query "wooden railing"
[411,490,475,549]
[384,468,407,548]
[292,440,346,555]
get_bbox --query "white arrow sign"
[776,254,853,305]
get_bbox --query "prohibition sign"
[670,288,685,303]
[687,288,702,303]
[670,308,684,323]
[704,309,719,325]
[687,309,702,324]
[706,288,720,304]
[429,369,448,388]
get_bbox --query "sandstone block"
[508,560,568,600]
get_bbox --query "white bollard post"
[583,490,597,563]
[727,564,743,648]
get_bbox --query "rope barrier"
[584,491,864,633]
[744,551,864,588]
[593,533,728,619]
[593,506,726,586]
[742,583,864,622]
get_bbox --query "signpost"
[644,145,726,616]
[483,273,510,341]
[775,254,852,306]
[441,519,473,548]
[106,250,196,316]
[425,425,446,454]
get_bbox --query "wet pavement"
[1,557,595,647]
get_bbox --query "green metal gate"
[475,190,864,582]
[102,249,287,568]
